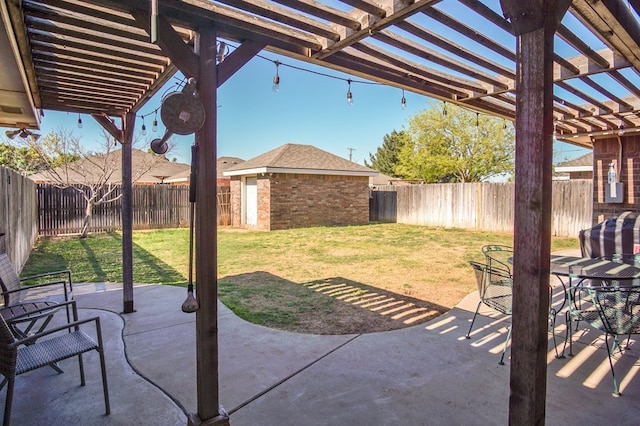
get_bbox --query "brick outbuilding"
[224,144,378,230]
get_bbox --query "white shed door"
[245,177,258,226]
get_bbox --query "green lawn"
[22,224,580,333]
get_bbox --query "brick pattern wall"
[229,173,370,230]
[257,175,271,230]
[230,177,241,227]
[592,135,640,224]
[267,173,370,230]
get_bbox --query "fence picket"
[370,180,592,237]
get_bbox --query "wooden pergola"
[2,0,640,424]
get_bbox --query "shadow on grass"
[219,272,448,335]
[25,232,186,286]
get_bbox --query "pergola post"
[121,112,135,314]
[92,113,135,314]
[190,26,228,426]
[500,1,571,424]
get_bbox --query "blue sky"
[12,52,590,167]
[4,0,594,167]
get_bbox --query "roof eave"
[224,167,378,177]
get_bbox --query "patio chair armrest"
[3,279,72,298]
[21,269,73,289]
[11,315,101,347]
[5,300,78,323]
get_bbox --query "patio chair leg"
[3,377,14,426]
[78,353,86,386]
[98,347,110,415]
[95,317,110,415]
[604,333,621,396]
[499,325,512,365]
[465,302,482,339]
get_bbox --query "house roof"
[555,153,593,173]
[223,144,378,177]
[164,156,245,183]
[30,148,189,184]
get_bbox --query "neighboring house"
[164,156,245,186]
[369,172,411,187]
[554,153,593,180]
[224,143,378,230]
[30,148,189,184]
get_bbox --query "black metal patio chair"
[466,261,513,365]
[0,252,73,337]
[587,285,640,396]
[0,300,110,425]
[482,245,513,274]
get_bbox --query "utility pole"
[348,147,355,161]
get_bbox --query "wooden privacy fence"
[370,180,593,237]
[38,184,231,236]
[0,167,38,270]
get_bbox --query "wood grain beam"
[420,7,516,62]
[374,30,510,89]
[213,0,340,41]
[132,9,200,79]
[217,40,265,87]
[395,20,515,79]
[273,0,361,30]
[312,0,440,60]
[352,42,482,96]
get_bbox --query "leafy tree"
[396,103,514,182]
[365,130,408,177]
[0,143,50,174]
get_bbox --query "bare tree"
[27,127,169,238]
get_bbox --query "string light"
[346,79,353,106]
[141,117,147,135]
[152,110,158,132]
[77,114,83,129]
[401,89,407,110]
[476,112,479,127]
[216,41,228,63]
[443,102,448,117]
[272,61,280,92]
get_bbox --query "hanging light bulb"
[401,89,407,110]
[77,114,83,129]
[476,112,479,127]
[216,41,228,63]
[443,102,447,117]
[152,110,158,132]
[346,80,353,106]
[272,61,280,92]
[141,117,147,136]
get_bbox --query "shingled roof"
[30,148,189,184]
[555,153,593,172]
[224,144,377,177]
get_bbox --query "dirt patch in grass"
[219,272,448,335]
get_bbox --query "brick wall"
[230,177,241,227]
[229,173,370,230]
[592,135,640,224]
[268,173,369,230]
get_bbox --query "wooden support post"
[121,112,135,314]
[92,113,135,313]
[189,26,229,426]
[500,1,571,424]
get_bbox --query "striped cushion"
[579,211,640,258]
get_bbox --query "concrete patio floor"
[3,275,640,425]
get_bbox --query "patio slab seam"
[78,306,190,418]
[227,333,363,415]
